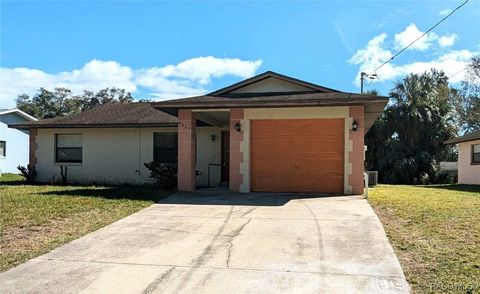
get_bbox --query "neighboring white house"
[0,109,38,174]
[446,130,480,185]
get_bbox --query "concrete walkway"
[0,192,409,293]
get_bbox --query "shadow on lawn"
[0,180,28,186]
[0,174,28,186]
[40,186,171,202]
[419,184,480,193]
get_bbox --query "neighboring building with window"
[446,130,480,185]
[0,109,38,174]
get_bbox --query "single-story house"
[11,71,387,194]
[445,130,480,185]
[0,108,38,174]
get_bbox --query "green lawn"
[369,185,480,294]
[0,173,169,272]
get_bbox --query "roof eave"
[9,123,178,130]
[0,109,38,121]
[152,97,388,109]
[445,137,480,144]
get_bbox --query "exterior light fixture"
[234,121,242,132]
[211,134,216,141]
[352,120,359,132]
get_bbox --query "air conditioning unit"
[365,171,378,187]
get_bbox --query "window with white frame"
[55,134,82,163]
[0,141,5,157]
[472,144,480,164]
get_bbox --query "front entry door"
[221,131,230,182]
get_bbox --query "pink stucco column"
[178,109,196,192]
[229,108,244,192]
[29,128,38,168]
[349,106,365,195]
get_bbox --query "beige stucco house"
[446,130,480,185]
[12,71,387,194]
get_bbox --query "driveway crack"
[239,207,256,218]
[226,218,252,268]
[143,266,175,294]
[302,201,325,261]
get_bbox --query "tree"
[16,87,134,119]
[75,88,133,111]
[365,69,457,184]
[453,56,480,132]
[363,90,379,96]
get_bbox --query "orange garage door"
[251,119,344,193]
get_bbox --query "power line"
[368,0,470,76]
[449,67,466,79]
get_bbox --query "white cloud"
[394,23,436,51]
[393,23,458,51]
[438,34,458,47]
[0,57,263,108]
[439,9,452,16]
[349,24,476,86]
[149,56,263,85]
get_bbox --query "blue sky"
[1,0,479,108]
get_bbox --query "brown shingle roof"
[152,92,388,111]
[10,103,177,129]
[445,130,480,144]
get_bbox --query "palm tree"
[365,70,457,184]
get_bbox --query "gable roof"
[9,103,177,129]
[445,130,480,144]
[0,108,38,121]
[152,71,389,133]
[209,71,340,96]
[153,71,387,111]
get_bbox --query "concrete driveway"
[0,192,409,293]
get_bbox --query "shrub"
[144,162,177,190]
[17,164,36,184]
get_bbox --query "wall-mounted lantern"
[211,134,216,141]
[234,121,242,132]
[352,120,359,132]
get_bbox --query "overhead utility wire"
[449,67,466,79]
[368,0,470,76]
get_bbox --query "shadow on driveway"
[160,190,350,206]
[38,185,352,206]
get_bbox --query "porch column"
[178,109,196,192]
[29,128,38,169]
[229,108,244,192]
[348,106,365,195]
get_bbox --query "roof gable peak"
[209,71,340,96]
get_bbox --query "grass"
[0,173,170,272]
[369,185,480,294]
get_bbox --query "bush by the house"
[144,162,177,190]
[17,164,36,184]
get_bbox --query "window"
[153,132,177,163]
[472,144,480,164]
[55,134,82,163]
[0,141,5,157]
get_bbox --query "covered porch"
[178,109,243,192]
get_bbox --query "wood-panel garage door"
[251,119,344,193]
